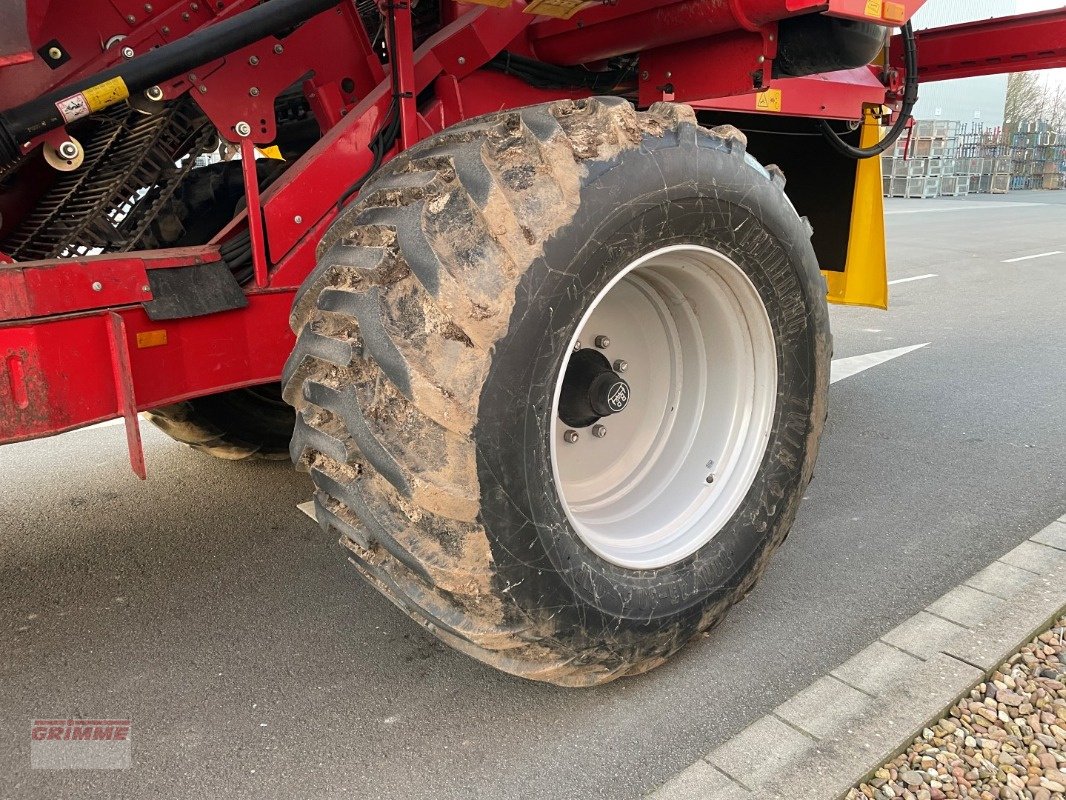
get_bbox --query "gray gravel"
[2,192,1065,799]
[848,615,1066,800]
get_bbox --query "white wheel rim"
[549,244,778,570]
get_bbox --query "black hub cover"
[558,349,631,428]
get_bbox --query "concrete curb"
[647,515,1066,800]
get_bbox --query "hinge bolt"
[563,430,579,444]
[613,359,628,373]
[592,424,607,439]
[235,121,251,137]
[595,335,610,349]
[58,141,79,159]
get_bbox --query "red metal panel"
[638,29,776,106]
[0,247,220,321]
[192,4,372,144]
[891,8,1066,82]
[695,67,888,120]
[0,291,294,445]
[259,5,531,264]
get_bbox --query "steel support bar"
[106,312,146,479]
[390,2,419,151]
[892,8,1066,82]
[239,137,270,289]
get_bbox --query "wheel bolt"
[592,424,607,438]
[613,359,628,373]
[595,335,610,349]
[563,430,579,444]
[573,341,582,351]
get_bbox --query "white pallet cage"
[912,139,950,159]
[889,176,941,199]
[939,176,968,197]
[914,120,957,139]
[991,174,1011,194]
[887,158,929,177]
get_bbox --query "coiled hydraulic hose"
[819,21,918,159]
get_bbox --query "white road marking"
[888,273,938,285]
[831,343,930,385]
[297,501,317,520]
[1001,251,1062,263]
[885,201,1045,215]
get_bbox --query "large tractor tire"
[284,98,830,686]
[146,386,293,461]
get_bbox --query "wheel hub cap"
[549,244,778,570]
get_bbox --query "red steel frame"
[1,0,1055,474]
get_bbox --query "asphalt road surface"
[2,192,1064,799]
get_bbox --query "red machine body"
[0,0,1061,474]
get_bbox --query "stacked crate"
[880,121,961,198]
[1012,125,1065,191]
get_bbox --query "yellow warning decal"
[882,1,905,22]
[755,89,783,113]
[523,0,596,19]
[864,0,883,18]
[83,77,129,111]
[459,0,511,7]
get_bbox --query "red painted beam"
[892,8,1066,82]
[0,291,294,445]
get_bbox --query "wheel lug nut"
[613,359,628,373]
[594,335,610,349]
[563,430,579,444]
[592,424,607,438]
[573,341,582,351]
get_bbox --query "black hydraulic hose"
[819,21,918,159]
[0,0,341,168]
